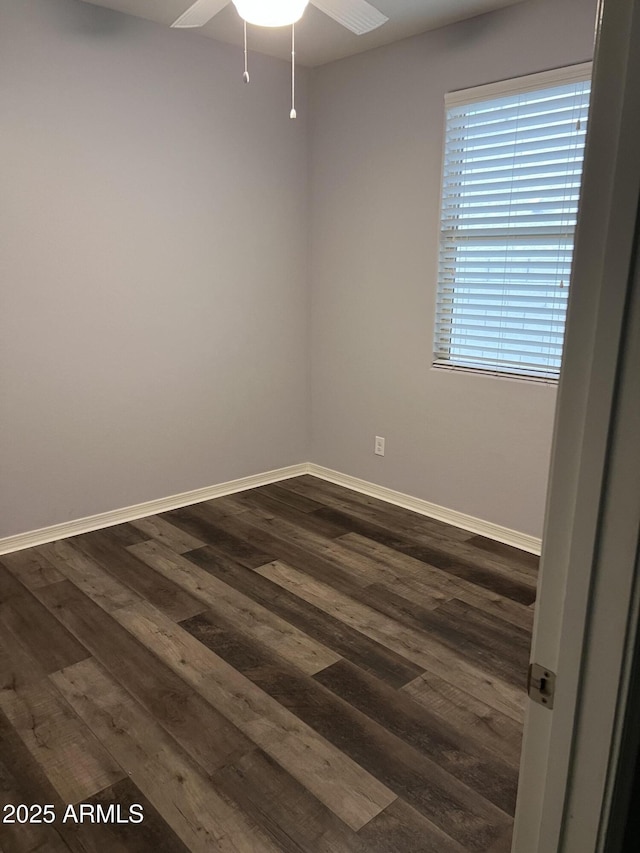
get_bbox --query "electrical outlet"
[374,436,385,456]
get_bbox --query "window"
[433,64,591,380]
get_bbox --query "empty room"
[3,0,639,851]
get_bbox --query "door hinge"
[527,662,556,709]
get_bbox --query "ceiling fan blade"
[171,0,230,28]
[311,0,388,34]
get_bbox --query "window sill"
[431,361,559,386]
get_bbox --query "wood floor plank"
[183,610,515,821]
[401,671,524,766]
[0,617,49,692]
[130,515,206,554]
[0,760,72,853]
[77,778,191,853]
[351,585,530,687]
[0,563,90,676]
[399,572,535,636]
[356,580,450,622]
[466,534,539,573]
[312,659,519,813]
[210,503,359,571]
[435,598,532,670]
[276,476,473,543]
[95,521,150,547]
[128,540,341,676]
[70,530,205,622]
[256,560,526,721]
[356,583,526,687]
[37,540,141,613]
[485,828,514,853]
[272,479,536,589]
[200,495,250,516]
[211,749,371,853]
[0,710,83,853]
[223,489,351,539]
[112,598,396,831]
[52,658,282,853]
[315,507,536,604]
[185,545,424,688]
[357,798,468,853]
[219,502,530,630]
[180,611,510,850]
[302,481,533,594]
[259,482,328,513]
[0,770,192,853]
[0,622,124,804]
[36,580,254,775]
[0,476,534,853]
[192,504,391,591]
[0,548,64,589]
[340,533,535,631]
[198,502,382,595]
[160,506,275,568]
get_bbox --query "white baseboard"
[307,464,542,555]
[0,461,541,557]
[0,463,307,556]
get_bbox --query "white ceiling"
[80,0,527,66]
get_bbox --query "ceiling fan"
[171,0,389,118]
[171,0,388,117]
[171,0,389,35]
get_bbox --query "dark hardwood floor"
[0,475,537,852]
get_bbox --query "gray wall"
[308,0,598,537]
[1,0,599,542]
[0,0,309,538]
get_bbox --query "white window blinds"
[434,65,592,380]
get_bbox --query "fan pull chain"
[243,19,249,83]
[290,23,296,119]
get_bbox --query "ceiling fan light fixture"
[232,0,309,27]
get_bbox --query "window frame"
[432,62,593,383]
